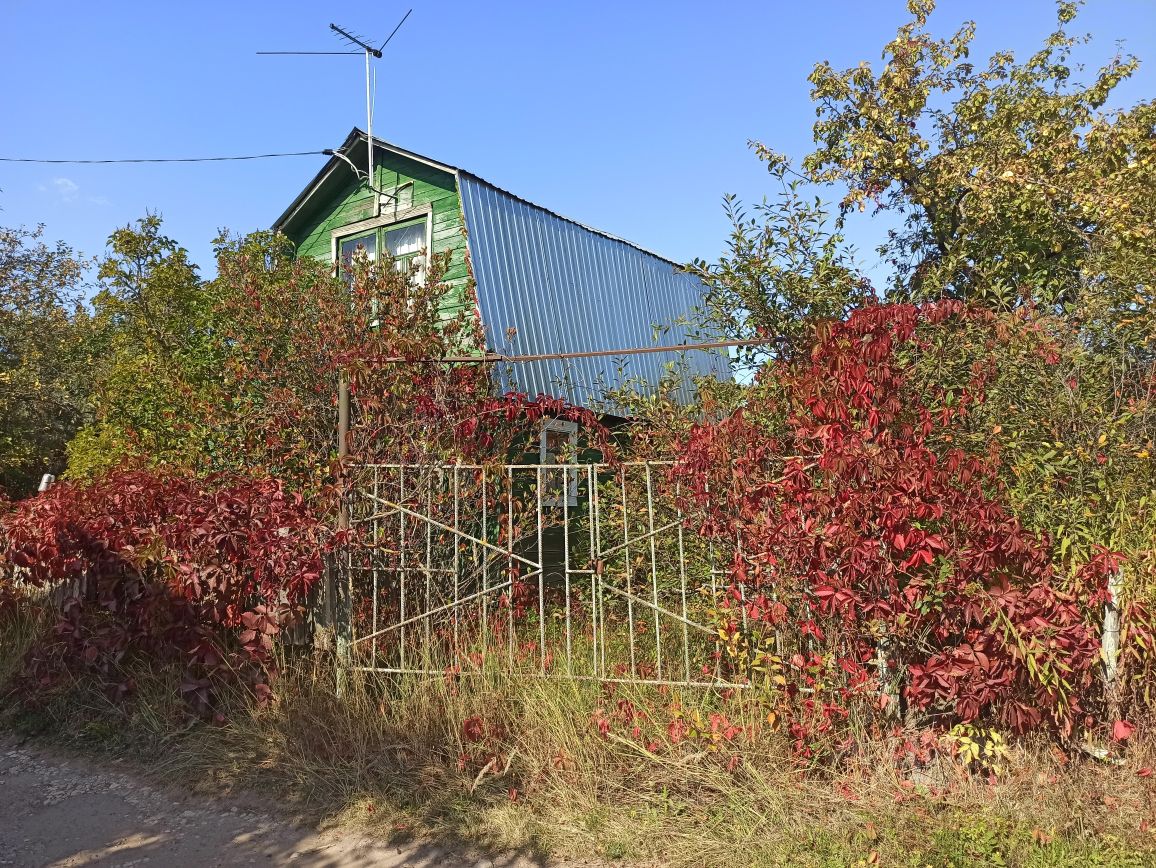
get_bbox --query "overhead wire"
[0,150,328,165]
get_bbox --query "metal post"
[364,47,375,210]
[453,466,461,653]
[588,464,598,677]
[621,467,636,676]
[481,470,489,672]
[563,463,572,674]
[645,462,662,679]
[537,466,546,673]
[507,468,515,670]
[675,481,691,682]
[593,466,605,677]
[330,373,352,695]
[425,475,434,663]
[399,467,408,670]
[371,465,380,668]
[1103,567,1125,717]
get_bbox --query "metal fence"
[334,461,743,687]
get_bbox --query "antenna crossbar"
[378,9,412,51]
[256,50,360,55]
[329,23,382,58]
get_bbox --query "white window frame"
[332,207,433,328]
[329,204,433,272]
[540,418,578,508]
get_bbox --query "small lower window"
[540,419,578,508]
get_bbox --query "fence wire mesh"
[336,461,744,687]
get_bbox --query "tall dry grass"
[0,592,48,687]
[2,604,1155,866]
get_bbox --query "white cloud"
[52,177,79,201]
[38,177,80,203]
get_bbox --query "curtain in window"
[384,223,424,258]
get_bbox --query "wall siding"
[286,149,471,316]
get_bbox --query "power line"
[0,150,328,165]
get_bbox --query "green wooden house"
[273,128,728,431]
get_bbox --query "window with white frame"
[336,216,429,326]
[338,217,427,280]
[338,231,377,276]
[540,418,578,508]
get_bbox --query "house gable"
[276,132,473,322]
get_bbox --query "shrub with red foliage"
[675,302,1109,739]
[0,492,17,618]
[208,232,613,484]
[0,469,326,710]
[0,237,614,713]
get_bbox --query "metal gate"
[336,461,740,686]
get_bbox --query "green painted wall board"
[284,147,473,318]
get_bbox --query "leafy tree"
[804,0,1155,314]
[67,214,222,479]
[800,0,1156,684]
[205,230,606,489]
[903,299,1156,710]
[693,0,1155,715]
[692,148,868,371]
[0,225,92,497]
[66,214,609,494]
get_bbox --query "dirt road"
[0,737,548,868]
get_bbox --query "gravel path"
[0,737,550,868]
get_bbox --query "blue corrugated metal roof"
[459,173,730,411]
[274,130,732,411]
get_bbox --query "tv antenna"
[258,9,412,198]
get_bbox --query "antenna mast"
[259,9,412,204]
[328,23,383,192]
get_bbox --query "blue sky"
[2,0,1154,282]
